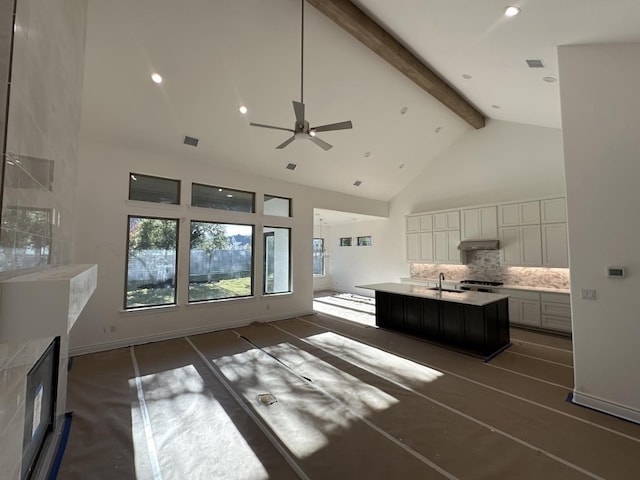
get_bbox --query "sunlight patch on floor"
[313,293,376,327]
[305,331,444,388]
[213,342,398,459]
[129,364,269,479]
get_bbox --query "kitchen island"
[358,283,510,358]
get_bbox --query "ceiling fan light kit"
[250,0,352,150]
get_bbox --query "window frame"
[128,172,181,205]
[191,182,256,213]
[124,215,180,310]
[263,226,292,295]
[264,194,292,217]
[313,237,325,276]
[188,220,255,303]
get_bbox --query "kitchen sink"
[428,287,465,293]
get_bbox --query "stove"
[459,279,503,292]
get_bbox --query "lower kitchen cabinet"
[374,291,509,357]
[496,288,571,333]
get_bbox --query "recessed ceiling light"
[462,74,472,79]
[400,106,408,115]
[435,126,442,133]
[399,164,405,169]
[492,104,501,109]
[504,6,520,17]
[364,151,371,157]
[151,72,163,84]
[353,180,362,187]
[286,163,297,170]
[239,105,248,114]
[543,76,558,83]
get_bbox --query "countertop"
[399,277,570,295]
[357,282,509,307]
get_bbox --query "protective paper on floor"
[59,317,640,479]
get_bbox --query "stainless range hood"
[457,239,500,251]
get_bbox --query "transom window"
[264,195,291,217]
[129,173,180,204]
[191,183,255,213]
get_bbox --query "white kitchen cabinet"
[406,232,433,262]
[499,201,540,226]
[499,225,542,266]
[433,230,461,264]
[542,223,569,267]
[462,206,498,240]
[540,292,571,332]
[420,214,433,231]
[433,211,460,231]
[499,289,542,327]
[406,216,420,233]
[541,198,566,223]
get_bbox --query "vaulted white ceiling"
[81,0,640,204]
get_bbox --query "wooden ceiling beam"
[306,0,485,129]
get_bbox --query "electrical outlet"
[581,289,596,300]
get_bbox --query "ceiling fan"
[250,0,353,151]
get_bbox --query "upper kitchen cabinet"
[542,223,569,267]
[405,214,434,262]
[541,198,567,223]
[434,230,461,264]
[462,206,498,240]
[499,202,540,226]
[433,211,460,231]
[406,214,432,233]
[499,225,542,266]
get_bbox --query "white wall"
[559,43,640,422]
[70,138,387,353]
[326,120,566,294]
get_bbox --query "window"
[189,221,253,302]
[264,195,291,217]
[264,227,291,294]
[0,206,52,271]
[129,173,180,204]
[191,183,255,213]
[313,238,325,276]
[125,216,178,309]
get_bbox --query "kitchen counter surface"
[400,277,570,295]
[357,282,509,307]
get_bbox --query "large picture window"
[126,216,179,309]
[313,238,325,276]
[264,227,291,294]
[189,221,253,302]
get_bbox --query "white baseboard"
[69,310,314,356]
[572,390,640,425]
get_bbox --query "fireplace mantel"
[0,264,98,344]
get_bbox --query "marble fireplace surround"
[410,250,570,290]
[0,264,97,479]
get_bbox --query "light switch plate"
[581,289,597,300]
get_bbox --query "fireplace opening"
[21,337,60,480]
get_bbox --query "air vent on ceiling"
[353,180,362,187]
[286,163,297,170]
[526,59,545,68]
[184,135,199,147]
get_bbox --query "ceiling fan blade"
[293,101,305,125]
[250,122,295,133]
[310,120,353,133]
[276,135,296,149]
[309,135,333,151]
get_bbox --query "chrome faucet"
[438,272,445,292]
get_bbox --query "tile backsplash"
[410,250,570,289]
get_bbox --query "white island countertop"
[357,282,509,307]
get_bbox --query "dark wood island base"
[368,287,510,359]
